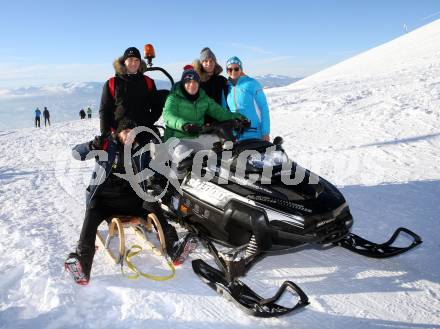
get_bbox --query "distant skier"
[34,107,41,128]
[43,107,50,127]
[86,107,92,119]
[225,56,271,141]
[79,108,86,119]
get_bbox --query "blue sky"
[0,0,439,88]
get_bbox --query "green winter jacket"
[163,82,242,140]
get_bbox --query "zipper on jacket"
[194,100,198,119]
[233,85,239,113]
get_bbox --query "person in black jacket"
[99,46,165,145]
[192,47,228,124]
[43,107,50,126]
[79,108,86,119]
[64,47,186,285]
[64,119,191,285]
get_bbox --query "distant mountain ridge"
[0,75,300,98]
[254,74,301,88]
[0,82,104,130]
[0,75,301,130]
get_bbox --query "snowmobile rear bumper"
[336,227,422,258]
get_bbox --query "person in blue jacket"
[225,56,270,141]
[35,107,42,128]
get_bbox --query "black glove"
[183,123,202,134]
[239,116,251,127]
[233,116,251,128]
[89,135,104,150]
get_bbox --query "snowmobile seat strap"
[122,244,176,281]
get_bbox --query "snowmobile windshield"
[247,151,288,169]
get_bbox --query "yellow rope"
[122,244,176,281]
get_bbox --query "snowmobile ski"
[192,259,309,317]
[336,227,422,258]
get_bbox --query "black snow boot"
[143,201,197,265]
[76,244,95,278]
[163,223,179,257]
[64,244,95,285]
[167,232,198,266]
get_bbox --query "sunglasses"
[227,67,240,73]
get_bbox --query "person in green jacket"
[163,65,245,165]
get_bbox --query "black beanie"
[181,65,200,83]
[123,47,141,62]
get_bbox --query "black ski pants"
[78,198,174,250]
[78,197,146,249]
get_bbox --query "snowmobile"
[151,120,422,317]
[127,44,423,317]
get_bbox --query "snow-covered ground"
[1,20,440,329]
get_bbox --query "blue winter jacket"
[35,109,41,118]
[226,76,270,140]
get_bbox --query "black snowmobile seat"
[176,152,195,172]
[233,139,274,155]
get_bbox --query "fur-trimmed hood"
[192,59,224,82]
[113,56,148,76]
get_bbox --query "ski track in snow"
[1,20,440,329]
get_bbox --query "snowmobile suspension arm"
[202,237,261,281]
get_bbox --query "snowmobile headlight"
[248,151,288,169]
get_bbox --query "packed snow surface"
[1,20,440,329]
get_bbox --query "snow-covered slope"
[266,19,440,186]
[0,20,439,329]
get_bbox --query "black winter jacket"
[200,74,228,106]
[99,58,164,138]
[192,59,228,107]
[72,135,151,209]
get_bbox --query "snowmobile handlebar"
[201,119,254,142]
[145,67,175,86]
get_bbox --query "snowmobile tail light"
[180,204,189,215]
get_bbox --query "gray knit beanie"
[200,47,217,63]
